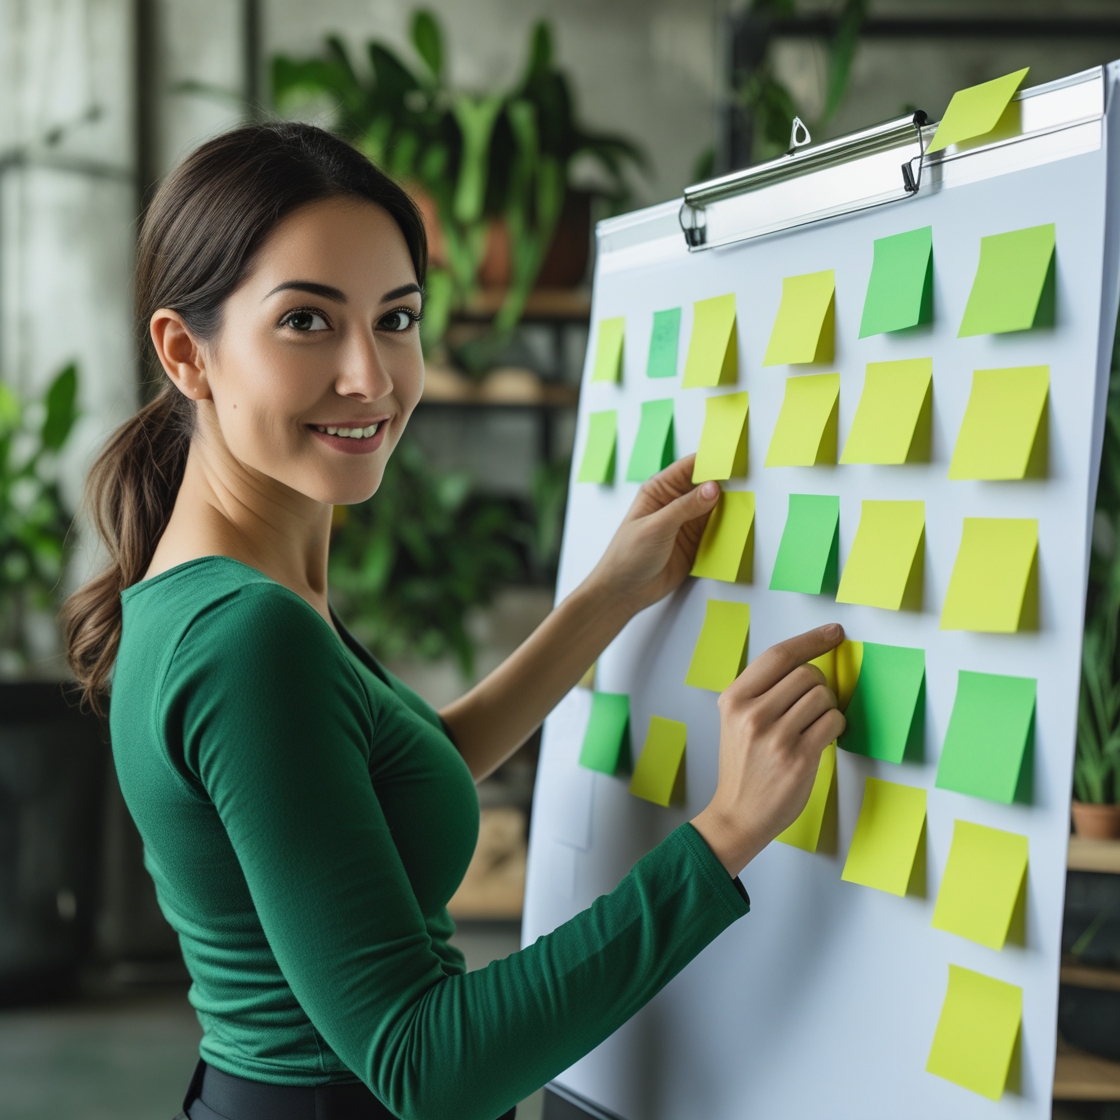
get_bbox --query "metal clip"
[901,110,929,194]
[678,201,707,248]
[789,117,812,152]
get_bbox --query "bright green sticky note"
[626,399,675,482]
[940,518,1038,632]
[949,366,1048,480]
[647,309,681,379]
[928,68,1030,154]
[629,716,687,807]
[926,965,1022,1100]
[936,671,1036,805]
[836,501,924,611]
[577,411,617,484]
[841,777,926,896]
[959,224,1056,337]
[932,821,1029,950]
[693,392,749,482]
[579,692,631,775]
[682,295,737,388]
[764,270,835,366]
[776,742,836,853]
[770,494,839,595]
[591,317,625,382]
[690,491,755,583]
[840,359,933,465]
[685,600,750,692]
[765,373,839,467]
[859,227,933,336]
[840,642,925,764]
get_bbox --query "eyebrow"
[263,280,423,303]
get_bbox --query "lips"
[308,419,389,455]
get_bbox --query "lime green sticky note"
[776,742,836,853]
[770,494,839,595]
[629,716,686,807]
[940,518,1037,632]
[579,692,631,775]
[764,270,835,366]
[690,491,755,583]
[836,501,924,611]
[932,821,1029,950]
[765,373,839,467]
[685,600,750,692]
[860,227,933,337]
[840,359,933,465]
[577,411,617,483]
[591,317,625,382]
[693,392,749,483]
[936,671,1036,805]
[840,642,925,764]
[928,68,1030,154]
[949,366,1048,480]
[959,224,1056,337]
[926,965,1022,1100]
[682,295,737,388]
[841,777,926,895]
[626,399,675,482]
[647,308,681,379]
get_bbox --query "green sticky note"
[690,491,755,583]
[765,373,839,467]
[949,366,1048,480]
[685,600,750,692]
[936,671,1036,805]
[647,308,681,379]
[626,399,675,482]
[763,270,835,366]
[840,359,933,465]
[959,224,1056,337]
[579,692,631,775]
[776,742,836,853]
[928,68,1030,154]
[591,317,625,382]
[840,642,925,764]
[770,494,839,595]
[940,518,1038,632]
[932,821,1029,950]
[836,501,924,611]
[926,965,1022,1100]
[577,411,617,484]
[841,777,926,896]
[859,227,933,336]
[682,295,737,388]
[629,716,686,807]
[693,392,749,482]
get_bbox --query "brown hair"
[61,122,427,713]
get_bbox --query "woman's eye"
[282,308,330,332]
[379,308,418,332]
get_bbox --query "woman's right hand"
[690,624,847,877]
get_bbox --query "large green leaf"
[411,10,444,82]
[42,364,78,452]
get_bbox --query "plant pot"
[1071,800,1120,839]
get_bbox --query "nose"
[335,326,394,403]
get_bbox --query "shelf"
[1068,836,1120,874]
[457,287,591,322]
[1061,960,1120,991]
[1055,1047,1120,1101]
[421,364,579,408]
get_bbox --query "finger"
[731,624,844,700]
[644,478,721,536]
[751,664,830,724]
[627,455,700,517]
[779,682,840,736]
[800,708,847,755]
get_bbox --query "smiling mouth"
[311,421,386,440]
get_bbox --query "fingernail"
[701,481,719,499]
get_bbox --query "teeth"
[314,423,381,439]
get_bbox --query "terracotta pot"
[1071,800,1120,839]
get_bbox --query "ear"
[150,309,212,401]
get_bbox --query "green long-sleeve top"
[111,557,749,1120]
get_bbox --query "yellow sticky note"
[765,374,839,467]
[682,295,737,388]
[685,600,750,692]
[629,716,687,807]
[949,366,1048,480]
[764,271,835,365]
[840,359,933,465]
[809,640,864,710]
[927,68,1030,154]
[776,742,836,852]
[690,491,755,583]
[940,518,1038,632]
[841,777,926,895]
[926,965,1022,1100]
[932,821,1028,950]
[836,501,924,611]
[591,317,624,382]
[693,392,749,482]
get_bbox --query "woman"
[63,123,844,1120]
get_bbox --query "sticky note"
[926,965,1022,1100]
[685,600,750,692]
[682,295,737,388]
[840,643,925,764]
[577,410,617,483]
[936,671,1035,804]
[949,366,1048,480]
[770,494,840,595]
[765,373,839,466]
[836,501,924,611]
[629,716,686,807]
[591,317,624,382]
[940,518,1037,632]
[859,227,933,336]
[764,270,835,366]
[693,392,749,482]
[647,308,681,379]
[932,821,1029,950]
[841,777,926,896]
[579,692,630,775]
[928,68,1029,154]
[626,399,675,482]
[809,639,863,711]
[959,223,1056,336]
[776,742,836,853]
[690,491,755,583]
[840,359,932,465]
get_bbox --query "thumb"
[647,479,721,534]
